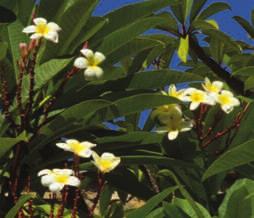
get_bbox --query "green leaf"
[184,0,194,22]
[197,2,231,20]
[98,17,169,55]
[245,76,254,90]
[218,179,254,218]
[233,16,254,38]
[5,194,35,218]
[205,19,219,30]
[0,136,26,160]
[0,41,8,60]
[190,0,207,22]
[17,0,34,25]
[203,139,254,181]
[99,184,114,215]
[163,203,190,218]
[127,186,178,218]
[0,6,16,23]
[178,35,189,63]
[233,66,254,77]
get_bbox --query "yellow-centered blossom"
[162,84,185,101]
[74,49,106,79]
[202,77,223,95]
[183,88,215,110]
[92,152,120,173]
[23,17,61,43]
[157,118,193,140]
[38,169,80,192]
[56,139,96,158]
[216,90,240,113]
[152,104,182,125]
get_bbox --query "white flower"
[183,88,215,110]
[23,17,61,43]
[56,139,96,158]
[216,90,240,113]
[92,152,121,173]
[152,104,183,125]
[74,49,106,79]
[162,84,185,101]
[156,118,193,140]
[202,77,223,96]
[38,169,80,192]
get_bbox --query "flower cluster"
[153,78,240,140]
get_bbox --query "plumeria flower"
[92,152,121,173]
[152,104,183,125]
[22,17,61,43]
[74,49,106,79]
[202,77,223,96]
[38,169,80,192]
[183,88,215,110]
[157,118,193,140]
[162,84,185,101]
[216,90,240,113]
[56,139,96,158]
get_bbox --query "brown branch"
[189,36,246,96]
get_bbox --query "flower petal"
[56,143,71,151]
[190,102,200,110]
[67,176,80,187]
[80,49,94,59]
[49,183,64,192]
[23,25,36,33]
[30,33,42,39]
[74,57,88,69]
[33,17,47,25]
[44,32,59,43]
[80,141,96,148]
[38,169,52,176]
[94,52,106,65]
[41,175,54,186]
[78,149,93,158]
[167,130,179,140]
[84,66,103,78]
[47,22,61,31]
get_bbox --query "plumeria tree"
[0,0,254,217]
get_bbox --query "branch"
[189,36,246,95]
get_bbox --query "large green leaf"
[233,66,254,76]
[197,2,231,20]
[233,16,254,39]
[127,186,178,218]
[98,17,169,55]
[5,194,34,218]
[0,5,16,23]
[0,42,8,60]
[218,179,254,218]
[190,0,207,22]
[203,139,254,180]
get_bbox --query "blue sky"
[94,0,253,43]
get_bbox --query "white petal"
[222,105,233,114]
[168,130,179,140]
[74,57,88,69]
[66,139,79,145]
[44,32,59,43]
[49,183,64,192]
[47,22,61,31]
[221,90,233,97]
[232,98,240,106]
[94,52,106,65]
[80,49,94,58]
[101,152,116,160]
[78,149,93,158]
[52,169,73,175]
[109,158,121,170]
[56,143,71,151]
[41,175,54,186]
[180,120,193,132]
[84,66,103,78]
[190,102,200,110]
[22,25,36,33]
[30,33,42,39]
[80,141,97,148]
[156,126,169,133]
[34,17,47,25]
[213,81,223,90]
[67,176,80,187]
[38,169,52,176]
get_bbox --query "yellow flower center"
[99,160,112,171]
[70,142,85,155]
[206,84,219,93]
[54,174,69,184]
[36,23,49,35]
[190,92,205,102]
[218,95,231,105]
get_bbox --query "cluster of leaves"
[1,0,254,217]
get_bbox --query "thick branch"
[189,36,246,95]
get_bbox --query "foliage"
[0,0,254,217]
